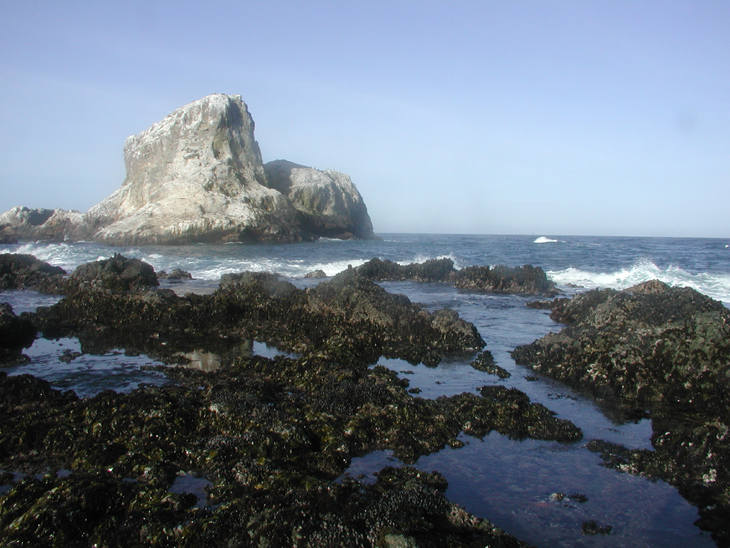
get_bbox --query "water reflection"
[177,341,298,371]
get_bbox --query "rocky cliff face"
[264,160,374,240]
[0,94,375,244]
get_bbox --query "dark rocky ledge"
[0,357,574,546]
[0,253,584,546]
[356,258,558,296]
[511,280,730,546]
[28,262,484,367]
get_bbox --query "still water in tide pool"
[3,233,728,547]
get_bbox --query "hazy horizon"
[1,1,728,239]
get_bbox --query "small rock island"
[0,94,375,244]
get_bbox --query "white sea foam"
[12,242,111,272]
[548,260,730,305]
[398,254,459,268]
[534,236,559,244]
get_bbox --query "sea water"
[2,233,729,547]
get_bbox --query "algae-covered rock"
[512,280,730,545]
[0,350,566,546]
[0,304,36,363]
[0,253,67,293]
[355,257,558,296]
[511,281,730,405]
[71,254,159,291]
[32,265,484,366]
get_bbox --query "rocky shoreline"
[1,253,729,545]
[513,282,730,547]
[0,254,578,547]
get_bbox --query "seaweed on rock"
[0,349,575,546]
[31,264,485,366]
[512,280,730,546]
[355,257,558,296]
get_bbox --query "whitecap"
[534,236,558,244]
[548,260,730,305]
[397,253,459,268]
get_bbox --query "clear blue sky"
[1,1,728,237]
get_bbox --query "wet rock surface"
[71,253,159,291]
[0,253,581,545]
[512,281,730,546]
[32,265,485,367]
[356,258,558,296]
[0,346,575,545]
[0,253,68,293]
[0,304,36,364]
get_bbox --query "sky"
[0,1,728,238]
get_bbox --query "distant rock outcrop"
[264,160,374,240]
[0,94,375,245]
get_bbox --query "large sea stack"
[0,94,375,244]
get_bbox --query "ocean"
[2,233,729,547]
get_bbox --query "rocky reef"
[30,261,484,367]
[0,254,585,546]
[513,281,730,546]
[356,258,558,296]
[0,94,375,244]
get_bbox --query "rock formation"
[0,94,375,244]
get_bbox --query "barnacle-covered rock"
[512,281,730,545]
[32,264,484,365]
[0,253,68,293]
[355,258,558,296]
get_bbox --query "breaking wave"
[548,260,730,305]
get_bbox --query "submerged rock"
[0,94,375,244]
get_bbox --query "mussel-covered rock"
[156,268,193,280]
[0,348,572,546]
[0,303,36,364]
[355,257,558,296]
[71,253,159,291]
[511,281,730,406]
[32,267,485,366]
[452,264,558,296]
[512,280,730,545]
[0,253,67,293]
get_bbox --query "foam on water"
[13,242,112,272]
[548,259,730,304]
[397,253,461,268]
[534,236,559,244]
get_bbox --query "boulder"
[0,253,68,293]
[0,94,375,244]
[355,258,558,296]
[71,254,159,291]
[0,207,86,242]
